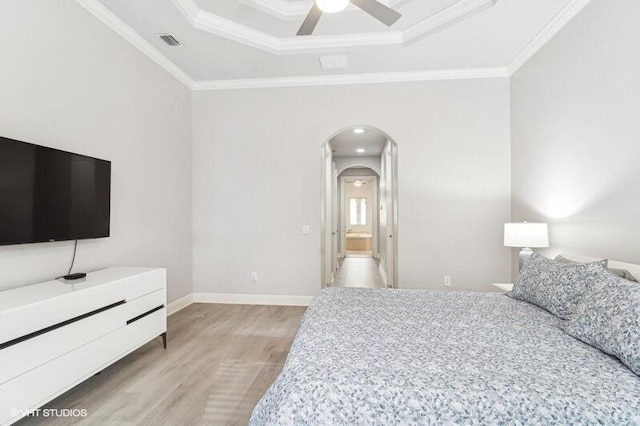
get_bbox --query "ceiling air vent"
[157,34,182,47]
[319,55,349,70]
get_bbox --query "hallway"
[332,257,386,289]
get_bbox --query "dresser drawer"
[0,283,126,345]
[0,303,128,386]
[123,269,166,301]
[124,289,166,326]
[0,309,166,426]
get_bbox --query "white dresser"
[0,267,167,425]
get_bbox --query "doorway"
[320,125,398,289]
[342,174,377,259]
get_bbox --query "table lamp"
[504,222,549,270]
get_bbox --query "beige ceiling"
[94,0,576,83]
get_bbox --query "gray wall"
[192,79,512,296]
[511,0,640,274]
[0,0,193,303]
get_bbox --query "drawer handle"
[0,300,127,351]
[127,305,164,325]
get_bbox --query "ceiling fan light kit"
[298,0,402,36]
[317,0,350,13]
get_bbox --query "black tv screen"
[0,136,111,246]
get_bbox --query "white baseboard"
[167,293,195,316]
[193,292,313,306]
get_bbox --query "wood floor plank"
[333,257,386,288]
[16,304,306,426]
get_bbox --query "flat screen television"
[0,136,111,246]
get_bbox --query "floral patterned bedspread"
[249,288,640,425]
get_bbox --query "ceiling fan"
[297,0,402,36]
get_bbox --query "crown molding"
[74,0,195,89]
[171,0,496,55]
[192,68,509,91]
[237,0,405,20]
[506,0,592,75]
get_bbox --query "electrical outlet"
[251,272,258,284]
[444,276,452,287]
[301,225,310,235]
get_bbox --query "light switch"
[301,225,310,235]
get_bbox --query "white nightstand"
[492,283,514,292]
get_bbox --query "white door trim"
[320,143,333,287]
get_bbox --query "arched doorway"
[321,125,398,288]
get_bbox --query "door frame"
[320,125,398,288]
[382,140,399,288]
[320,143,333,287]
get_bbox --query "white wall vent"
[157,34,183,47]
[319,55,349,70]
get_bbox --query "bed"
[250,287,640,425]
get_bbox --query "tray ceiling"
[89,0,580,85]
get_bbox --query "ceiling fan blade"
[350,0,401,26]
[297,4,323,36]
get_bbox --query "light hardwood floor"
[17,304,307,426]
[332,257,386,288]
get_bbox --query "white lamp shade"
[504,222,549,248]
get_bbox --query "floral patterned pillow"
[562,272,640,376]
[508,252,607,319]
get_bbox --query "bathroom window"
[349,198,367,225]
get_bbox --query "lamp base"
[518,247,534,270]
